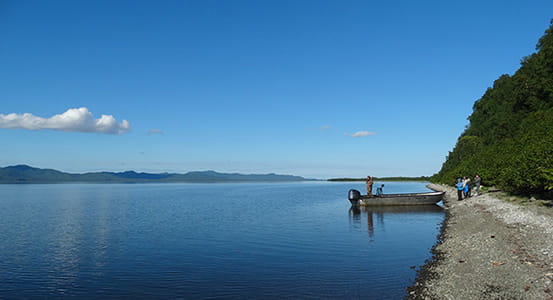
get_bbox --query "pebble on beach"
[407,184,553,300]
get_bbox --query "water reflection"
[0,183,445,299]
[46,191,85,294]
[349,205,444,237]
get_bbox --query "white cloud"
[147,128,164,135]
[0,107,130,134]
[320,125,331,130]
[345,131,376,137]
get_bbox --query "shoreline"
[406,184,553,299]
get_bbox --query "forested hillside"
[432,20,553,198]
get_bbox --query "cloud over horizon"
[319,125,331,130]
[0,107,130,134]
[345,131,375,137]
[147,128,164,135]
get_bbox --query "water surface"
[0,182,443,299]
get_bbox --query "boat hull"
[351,191,444,206]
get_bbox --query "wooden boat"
[348,189,444,206]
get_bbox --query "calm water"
[0,182,443,299]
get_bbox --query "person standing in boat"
[456,178,464,201]
[376,184,384,196]
[366,176,374,197]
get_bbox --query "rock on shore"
[407,184,553,299]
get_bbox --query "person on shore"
[456,178,464,201]
[474,175,481,195]
[366,176,374,197]
[463,177,472,198]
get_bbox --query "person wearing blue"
[465,177,472,198]
[376,184,384,196]
[456,178,464,201]
[463,176,471,198]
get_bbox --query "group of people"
[366,174,482,201]
[456,175,481,201]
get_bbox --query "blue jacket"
[457,182,464,190]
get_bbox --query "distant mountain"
[0,165,74,182]
[0,165,312,183]
[171,170,307,183]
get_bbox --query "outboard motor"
[348,189,361,206]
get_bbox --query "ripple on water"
[0,182,443,299]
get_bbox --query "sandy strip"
[406,184,553,299]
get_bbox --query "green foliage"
[432,20,553,199]
[544,169,553,191]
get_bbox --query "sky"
[1,0,553,179]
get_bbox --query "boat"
[348,189,444,206]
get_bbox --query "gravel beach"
[407,184,553,300]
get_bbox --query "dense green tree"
[432,20,553,199]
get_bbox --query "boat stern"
[348,189,361,206]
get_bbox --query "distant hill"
[432,20,553,198]
[0,165,312,183]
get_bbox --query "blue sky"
[1,0,552,178]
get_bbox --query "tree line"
[328,176,430,182]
